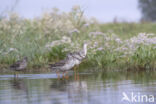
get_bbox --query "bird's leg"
[74,65,77,80]
[14,72,17,78]
[62,71,65,79]
[74,66,80,80]
[77,72,79,80]
[62,72,64,77]
[15,72,18,78]
[56,71,60,79]
[74,70,79,80]
[74,68,77,80]
[17,73,18,78]
[65,71,69,79]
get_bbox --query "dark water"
[0,71,156,104]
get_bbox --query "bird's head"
[23,57,28,61]
[83,42,88,49]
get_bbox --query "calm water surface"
[0,71,156,104]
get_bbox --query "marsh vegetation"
[0,6,156,72]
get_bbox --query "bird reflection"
[67,81,88,104]
[50,74,88,104]
[50,79,68,91]
[10,78,27,92]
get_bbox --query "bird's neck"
[83,45,87,56]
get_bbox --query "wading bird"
[69,43,88,79]
[49,53,75,79]
[49,43,88,79]
[10,57,28,77]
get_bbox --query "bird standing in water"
[49,53,75,78]
[10,57,28,77]
[49,43,88,79]
[69,43,88,80]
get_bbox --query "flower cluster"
[45,36,71,49]
[88,32,156,57]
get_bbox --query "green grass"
[0,8,156,72]
[100,23,156,39]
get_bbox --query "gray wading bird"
[49,53,75,78]
[10,57,28,77]
[49,43,88,78]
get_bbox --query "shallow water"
[0,71,156,104]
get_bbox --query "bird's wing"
[70,51,84,60]
[10,60,21,68]
[49,59,66,67]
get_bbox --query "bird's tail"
[48,64,53,68]
[49,64,57,70]
[10,65,16,70]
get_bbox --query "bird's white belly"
[19,63,27,69]
[61,59,75,70]
[74,59,81,65]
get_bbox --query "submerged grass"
[0,6,156,72]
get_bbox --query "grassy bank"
[0,7,156,72]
